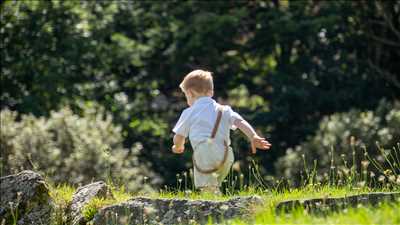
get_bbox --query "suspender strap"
[210,106,223,139]
[193,106,229,174]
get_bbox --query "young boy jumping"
[172,70,271,194]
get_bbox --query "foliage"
[275,100,400,186]
[0,104,158,191]
[49,183,76,225]
[1,0,399,185]
[81,197,116,222]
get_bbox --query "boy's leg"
[194,168,219,189]
[194,170,222,195]
[199,185,222,195]
[193,143,233,195]
[193,142,221,190]
[217,147,234,185]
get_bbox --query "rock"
[276,192,400,214]
[68,181,114,225]
[91,196,263,225]
[0,170,53,225]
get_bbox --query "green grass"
[45,142,400,224]
[232,201,400,225]
[231,186,400,224]
[82,184,133,221]
[49,183,76,206]
[48,183,76,225]
[48,183,399,225]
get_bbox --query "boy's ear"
[187,89,195,98]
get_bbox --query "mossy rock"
[0,170,54,225]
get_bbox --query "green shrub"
[0,104,158,191]
[275,100,400,186]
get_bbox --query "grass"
[233,185,400,225]
[156,185,400,224]
[13,142,400,224]
[48,183,76,225]
[233,201,400,225]
[81,183,132,221]
[47,182,399,225]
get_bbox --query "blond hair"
[179,70,214,94]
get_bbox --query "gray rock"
[0,170,53,225]
[68,181,113,225]
[276,192,400,214]
[91,196,263,225]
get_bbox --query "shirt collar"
[192,96,214,106]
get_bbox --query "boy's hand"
[172,134,185,154]
[251,135,271,154]
[172,145,185,154]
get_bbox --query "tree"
[1,0,398,185]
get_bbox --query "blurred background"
[1,0,399,191]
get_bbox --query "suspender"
[210,107,223,139]
[193,106,229,174]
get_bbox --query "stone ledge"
[91,196,263,225]
[0,170,53,225]
[68,181,114,225]
[275,192,400,214]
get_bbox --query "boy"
[172,70,271,194]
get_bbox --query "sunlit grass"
[48,182,399,225]
[231,201,400,225]
[48,183,76,225]
[49,183,76,205]
[82,197,117,221]
[44,142,399,224]
[81,184,133,221]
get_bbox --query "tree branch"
[368,59,400,89]
[365,32,400,47]
[375,1,400,40]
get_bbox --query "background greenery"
[1,0,399,190]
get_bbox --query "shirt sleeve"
[226,106,244,130]
[172,109,191,137]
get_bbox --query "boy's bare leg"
[199,186,222,195]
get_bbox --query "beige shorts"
[192,141,234,188]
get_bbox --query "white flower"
[361,160,370,168]
[220,205,229,211]
[370,171,375,178]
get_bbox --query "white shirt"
[173,97,243,149]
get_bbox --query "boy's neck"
[193,95,210,100]
[192,95,212,103]
[187,90,213,106]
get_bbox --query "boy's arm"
[233,119,271,154]
[172,134,185,154]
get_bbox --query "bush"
[0,104,159,191]
[275,100,400,186]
